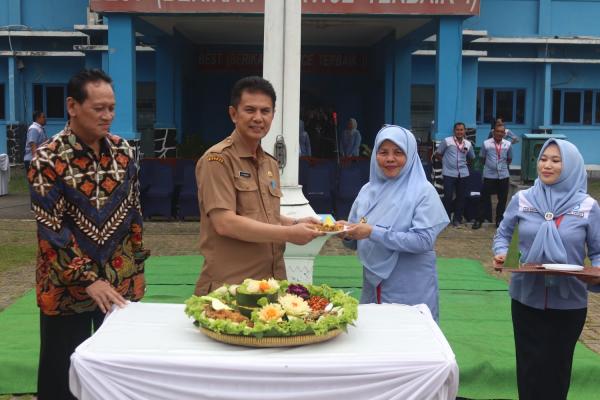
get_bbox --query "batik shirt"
[29,123,148,316]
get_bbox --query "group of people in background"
[25,71,600,400]
[299,115,362,158]
[435,117,515,229]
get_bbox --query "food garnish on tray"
[184,278,358,344]
[315,215,345,233]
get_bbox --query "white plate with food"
[315,224,349,235]
[542,264,584,272]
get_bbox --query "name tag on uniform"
[522,207,538,213]
[239,171,251,178]
[566,210,585,218]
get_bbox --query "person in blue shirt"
[434,122,476,227]
[340,117,361,157]
[472,125,512,229]
[339,125,449,322]
[299,119,311,157]
[493,139,600,400]
[23,111,48,171]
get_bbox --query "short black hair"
[230,76,276,109]
[491,116,504,129]
[67,69,113,104]
[32,110,44,122]
[453,122,466,130]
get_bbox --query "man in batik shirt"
[28,69,149,400]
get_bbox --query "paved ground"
[1,192,599,354]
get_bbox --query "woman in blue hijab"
[340,118,362,157]
[493,139,600,400]
[340,125,449,322]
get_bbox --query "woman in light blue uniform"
[340,125,449,322]
[493,139,600,400]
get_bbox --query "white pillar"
[262,0,327,283]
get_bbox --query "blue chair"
[138,159,157,197]
[334,162,368,220]
[177,163,200,220]
[303,160,336,214]
[141,163,175,219]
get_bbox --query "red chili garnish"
[308,296,329,311]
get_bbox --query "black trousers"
[478,177,509,224]
[442,175,467,223]
[511,300,587,400]
[38,310,104,400]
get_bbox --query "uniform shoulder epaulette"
[206,154,225,164]
[207,136,234,154]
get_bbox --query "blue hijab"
[350,125,449,284]
[523,139,588,264]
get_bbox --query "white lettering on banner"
[303,0,355,4]
[369,0,455,3]
[156,0,253,9]
[94,0,478,14]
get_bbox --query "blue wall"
[22,57,84,135]
[475,62,539,163]
[464,0,539,36]
[464,0,600,37]
[550,63,600,164]
[412,57,435,85]
[551,1,600,36]
[21,0,86,30]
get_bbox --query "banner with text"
[91,0,479,16]
[199,51,369,74]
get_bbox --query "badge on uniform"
[207,155,224,164]
[239,171,251,178]
[267,171,273,177]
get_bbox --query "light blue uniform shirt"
[435,137,475,178]
[299,130,311,157]
[488,128,519,143]
[494,191,600,310]
[344,223,443,322]
[24,122,47,162]
[343,183,446,322]
[480,138,512,179]
[340,130,361,157]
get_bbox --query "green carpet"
[1,256,600,399]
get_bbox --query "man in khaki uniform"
[195,76,323,295]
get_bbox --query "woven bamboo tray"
[200,327,342,348]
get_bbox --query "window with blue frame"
[33,84,66,119]
[0,84,5,120]
[476,88,525,125]
[552,89,600,125]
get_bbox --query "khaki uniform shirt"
[195,130,286,295]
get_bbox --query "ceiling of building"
[141,15,431,47]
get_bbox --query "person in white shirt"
[23,111,48,171]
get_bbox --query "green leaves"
[184,281,359,338]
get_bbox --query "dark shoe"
[472,221,482,230]
[451,220,461,227]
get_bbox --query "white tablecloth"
[69,303,458,400]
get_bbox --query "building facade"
[1,0,600,167]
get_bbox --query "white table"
[70,303,458,400]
